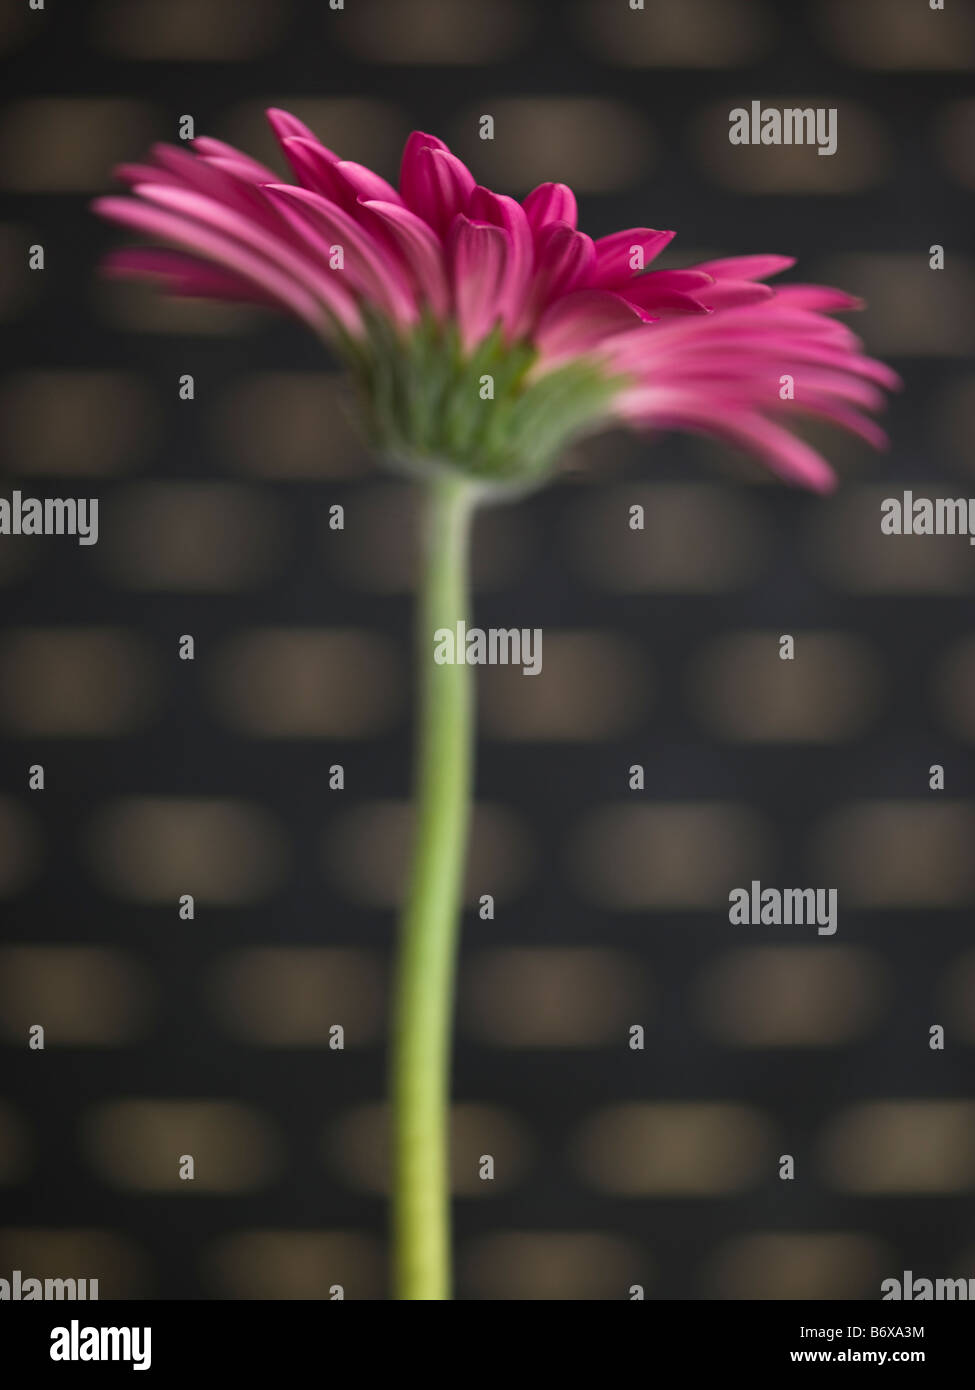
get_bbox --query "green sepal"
[345,310,625,491]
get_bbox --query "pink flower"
[93,112,899,492]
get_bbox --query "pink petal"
[610,334,849,382]
[92,195,337,329]
[280,141,402,220]
[144,144,281,232]
[699,279,775,309]
[642,308,861,352]
[693,254,795,281]
[261,183,418,326]
[621,279,712,317]
[358,198,451,319]
[774,345,901,390]
[708,412,838,491]
[265,107,338,161]
[534,289,647,363]
[278,136,342,196]
[522,182,578,235]
[398,131,450,207]
[333,160,403,207]
[468,186,534,333]
[401,146,475,236]
[126,183,364,330]
[772,284,864,312]
[103,246,276,305]
[200,153,283,191]
[621,390,836,492]
[782,367,887,412]
[448,216,511,350]
[533,223,596,299]
[733,308,861,344]
[190,137,279,183]
[590,229,676,288]
[151,142,230,186]
[788,399,889,450]
[633,269,715,293]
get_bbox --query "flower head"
[94,111,899,493]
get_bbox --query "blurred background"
[1,0,974,1300]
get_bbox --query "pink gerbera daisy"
[92,111,903,1302]
[93,110,898,494]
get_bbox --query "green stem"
[391,474,477,1300]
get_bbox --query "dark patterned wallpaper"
[1,0,974,1300]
